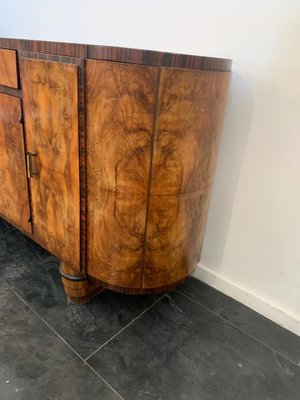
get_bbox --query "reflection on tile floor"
[0,218,299,399]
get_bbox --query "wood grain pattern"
[87,45,232,72]
[86,60,158,288]
[0,85,21,98]
[143,68,231,288]
[0,49,18,89]
[79,275,188,295]
[0,93,31,233]
[0,38,232,72]
[21,58,80,268]
[60,262,104,304]
[0,39,86,59]
[16,51,88,276]
[0,49,18,88]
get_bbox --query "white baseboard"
[193,264,300,337]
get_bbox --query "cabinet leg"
[60,262,105,304]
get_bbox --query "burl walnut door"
[143,68,231,288]
[86,62,230,291]
[86,60,158,288]
[0,93,32,233]
[21,58,80,268]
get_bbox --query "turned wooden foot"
[60,262,105,304]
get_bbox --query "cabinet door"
[21,58,80,267]
[143,68,231,288]
[86,60,158,288]
[0,93,32,233]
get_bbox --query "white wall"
[1,0,300,334]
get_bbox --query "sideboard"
[0,38,232,303]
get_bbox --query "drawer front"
[0,49,18,88]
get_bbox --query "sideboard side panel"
[21,58,80,268]
[143,69,231,288]
[86,60,158,288]
[0,93,32,233]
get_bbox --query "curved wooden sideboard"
[0,38,232,303]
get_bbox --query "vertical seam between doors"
[140,67,161,288]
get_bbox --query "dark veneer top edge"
[0,37,232,72]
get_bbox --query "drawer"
[0,49,18,88]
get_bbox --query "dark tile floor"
[0,218,299,400]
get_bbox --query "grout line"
[175,289,300,368]
[85,291,169,362]
[1,278,126,400]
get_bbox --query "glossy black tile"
[178,277,300,364]
[89,291,300,400]
[0,218,162,359]
[0,280,120,400]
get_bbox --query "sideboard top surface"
[0,37,232,72]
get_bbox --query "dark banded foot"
[60,262,105,304]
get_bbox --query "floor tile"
[0,280,120,400]
[178,277,300,364]
[89,291,300,400]
[0,218,162,359]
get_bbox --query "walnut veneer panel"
[0,94,31,233]
[0,49,18,88]
[86,60,158,288]
[21,58,80,268]
[143,69,231,288]
[0,38,232,72]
